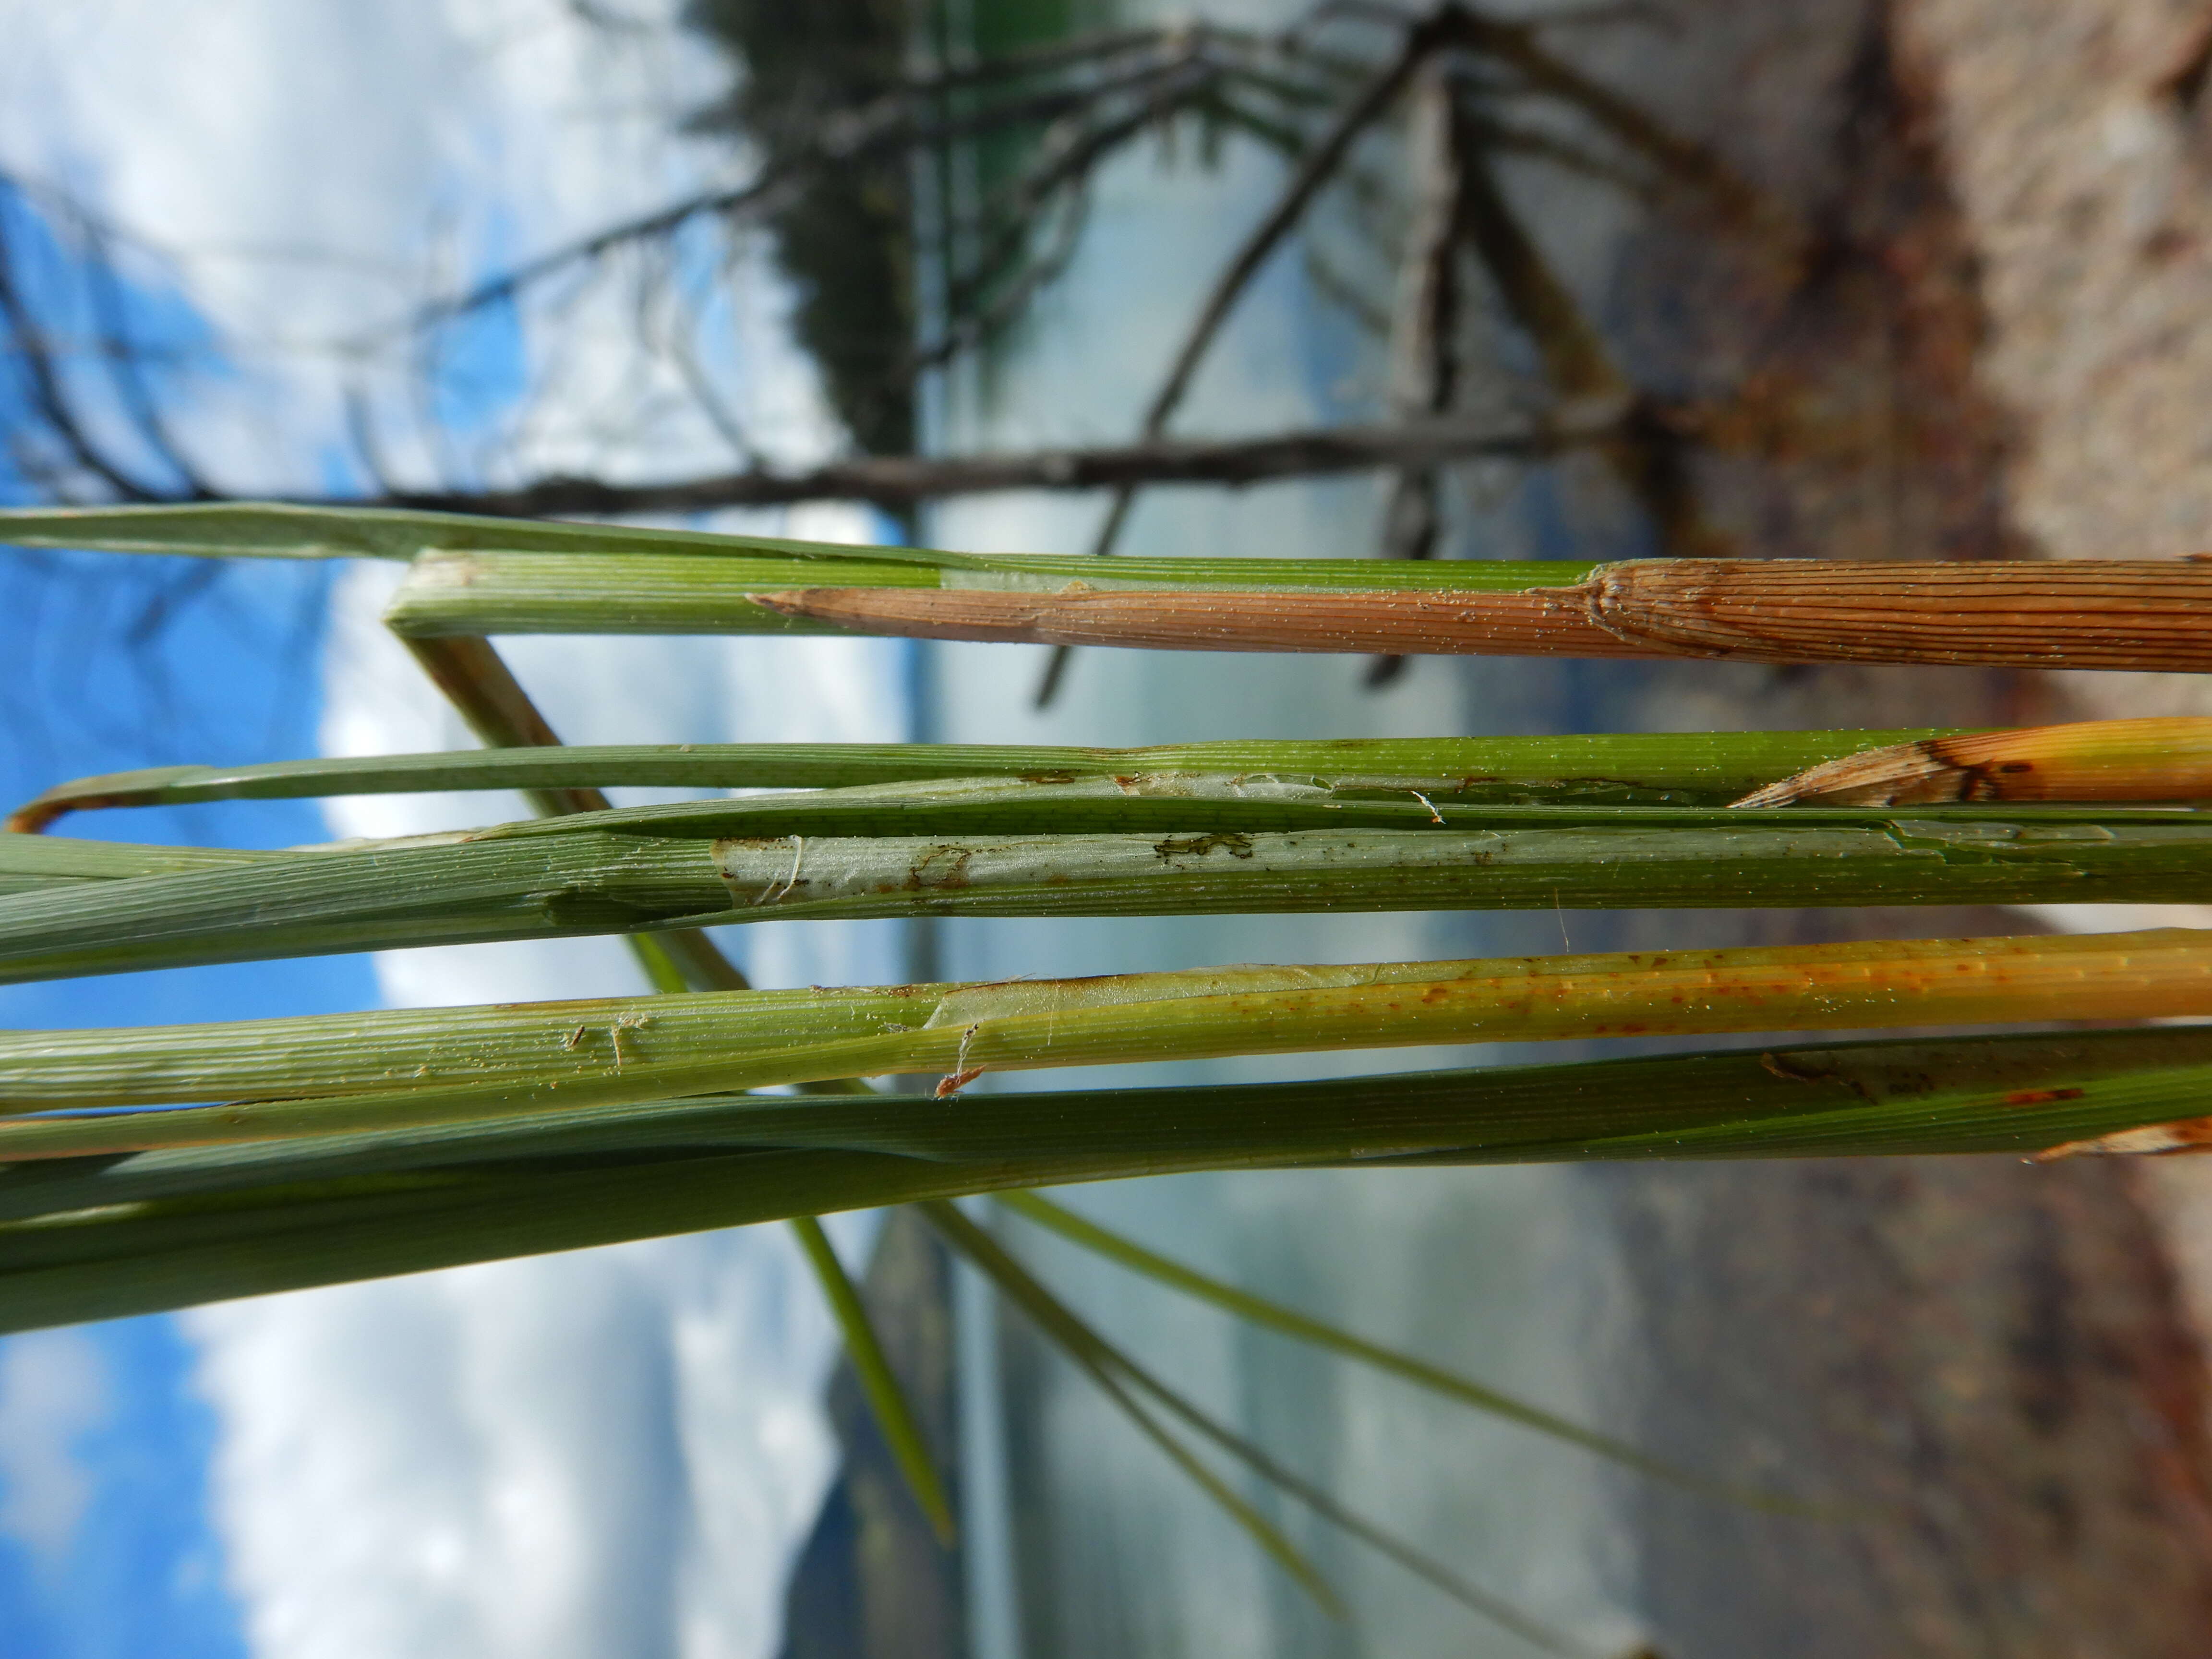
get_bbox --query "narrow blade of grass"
[9,1030,2212,1329]
[928,1199,1661,1651]
[0,501,967,563]
[917,1200,1343,1617]
[995,1189,1678,1480]
[0,837,279,894]
[0,830,735,983]
[10,814,2212,983]
[0,500,1586,587]
[391,776,2211,841]
[6,931,2212,1155]
[789,1214,956,1546]
[2,1028,2209,1221]
[7,730,1968,831]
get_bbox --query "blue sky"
[0,554,375,1657]
[0,186,378,1644]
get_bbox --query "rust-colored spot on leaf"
[2003,1087,2086,1108]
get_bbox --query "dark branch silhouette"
[356,404,1624,517]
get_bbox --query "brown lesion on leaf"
[1152,831,1256,862]
[905,844,976,891]
[2004,1088,2086,1108]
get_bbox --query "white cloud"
[0,1329,112,1571]
[185,1228,854,1659]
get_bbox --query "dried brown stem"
[758,559,2212,673]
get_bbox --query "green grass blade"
[626,933,695,994]
[695,817,2212,917]
[2,1028,2208,1221]
[430,778,2211,842]
[10,814,2212,983]
[7,932,2212,1149]
[8,731,1968,829]
[996,1189,1688,1484]
[918,1200,1343,1617]
[0,499,1587,587]
[9,1031,2212,1329]
[0,830,734,983]
[0,836,280,894]
[789,1214,956,1546]
[0,501,964,563]
[927,1201,1644,1650]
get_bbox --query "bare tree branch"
[1036,5,1468,706]
[350,404,1623,518]
[387,35,1282,344]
